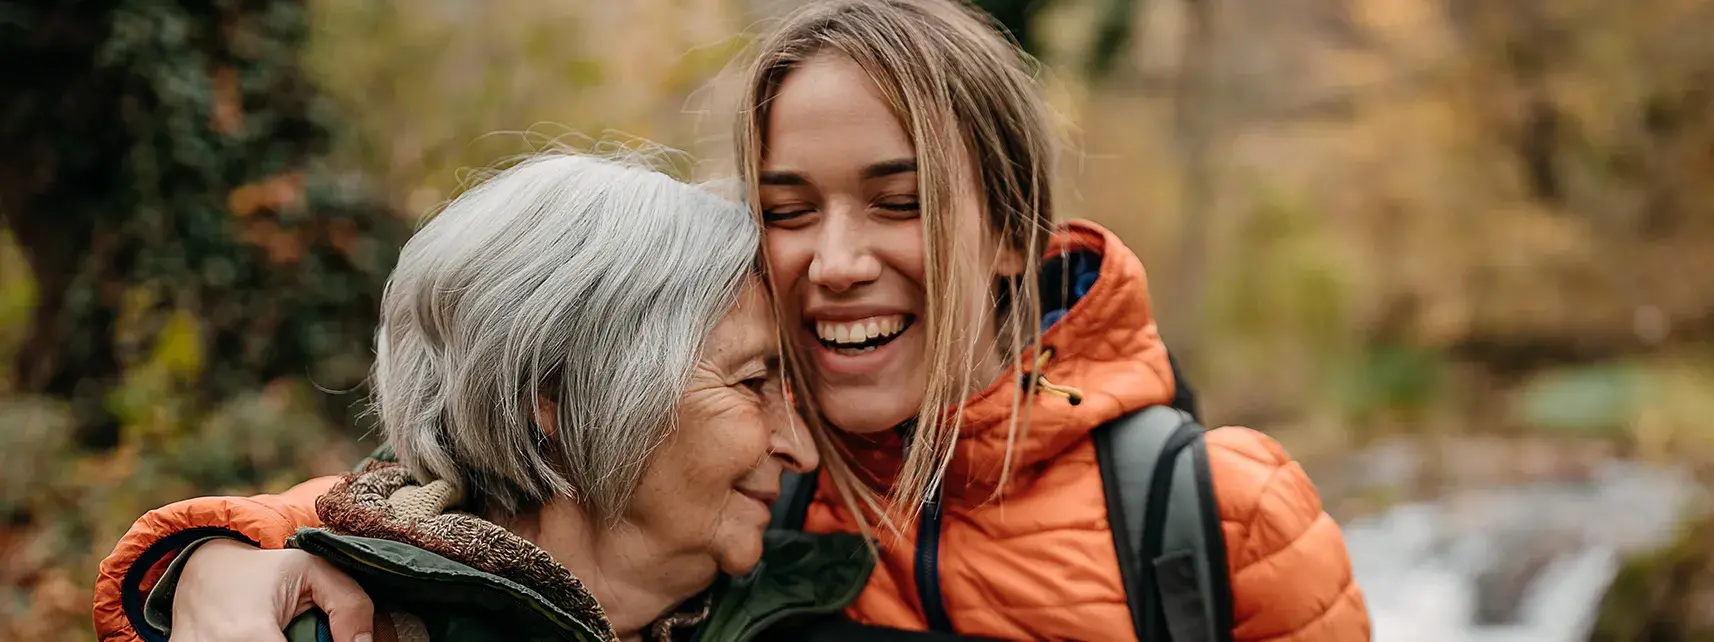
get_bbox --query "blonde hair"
[734,0,1058,535]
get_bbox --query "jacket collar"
[311,463,701,641]
[303,462,872,641]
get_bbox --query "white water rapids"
[1327,443,1700,641]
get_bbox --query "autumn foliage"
[2,0,1712,639]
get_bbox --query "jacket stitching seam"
[1250,575,1363,641]
[1235,513,1340,578]
[1232,517,1353,629]
[1233,464,1288,570]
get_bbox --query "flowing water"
[1324,442,1701,641]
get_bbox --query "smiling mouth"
[811,314,915,355]
[738,488,778,508]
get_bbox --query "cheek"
[706,415,775,556]
[765,233,812,314]
[874,225,927,289]
[680,413,773,489]
[764,232,812,280]
[634,418,768,530]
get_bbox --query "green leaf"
[1519,364,1641,433]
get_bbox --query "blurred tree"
[972,0,1045,56]
[969,0,1140,79]
[1164,0,1218,365]
[1434,0,1714,372]
[0,0,407,448]
[1086,0,1141,78]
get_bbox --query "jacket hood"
[834,220,1178,496]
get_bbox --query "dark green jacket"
[190,458,873,642]
[282,527,873,642]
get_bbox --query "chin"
[820,391,918,434]
[715,537,765,576]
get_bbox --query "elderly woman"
[108,154,871,642]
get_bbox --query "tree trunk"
[1166,0,1220,367]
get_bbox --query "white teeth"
[813,314,909,345]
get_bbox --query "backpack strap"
[1165,349,1201,423]
[1095,405,1233,642]
[761,475,994,640]
[770,469,819,531]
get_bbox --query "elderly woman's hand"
[168,539,375,642]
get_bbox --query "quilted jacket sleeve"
[91,475,342,642]
[1205,426,1370,642]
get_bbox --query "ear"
[535,395,560,439]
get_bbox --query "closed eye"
[741,377,769,395]
[875,198,920,218]
[761,208,815,225]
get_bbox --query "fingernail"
[355,634,372,642]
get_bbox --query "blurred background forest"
[3,0,1713,639]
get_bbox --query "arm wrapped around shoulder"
[92,476,341,642]
[1205,427,1371,642]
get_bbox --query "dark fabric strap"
[1191,430,1235,642]
[1096,417,1147,636]
[1165,350,1201,423]
[770,470,818,531]
[1138,421,1205,639]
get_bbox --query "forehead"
[702,282,777,367]
[764,54,912,166]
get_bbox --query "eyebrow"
[860,158,917,180]
[759,170,809,186]
[757,158,918,187]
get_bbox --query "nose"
[766,391,820,474]
[806,211,882,293]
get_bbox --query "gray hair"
[371,153,760,522]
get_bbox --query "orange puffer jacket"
[798,221,1368,640]
[91,220,1368,642]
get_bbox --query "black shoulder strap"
[770,469,819,531]
[1166,349,1201,423]
[1095,405,1233,642]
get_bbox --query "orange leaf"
[209,65,243,135]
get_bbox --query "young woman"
[92,1,1368,641]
